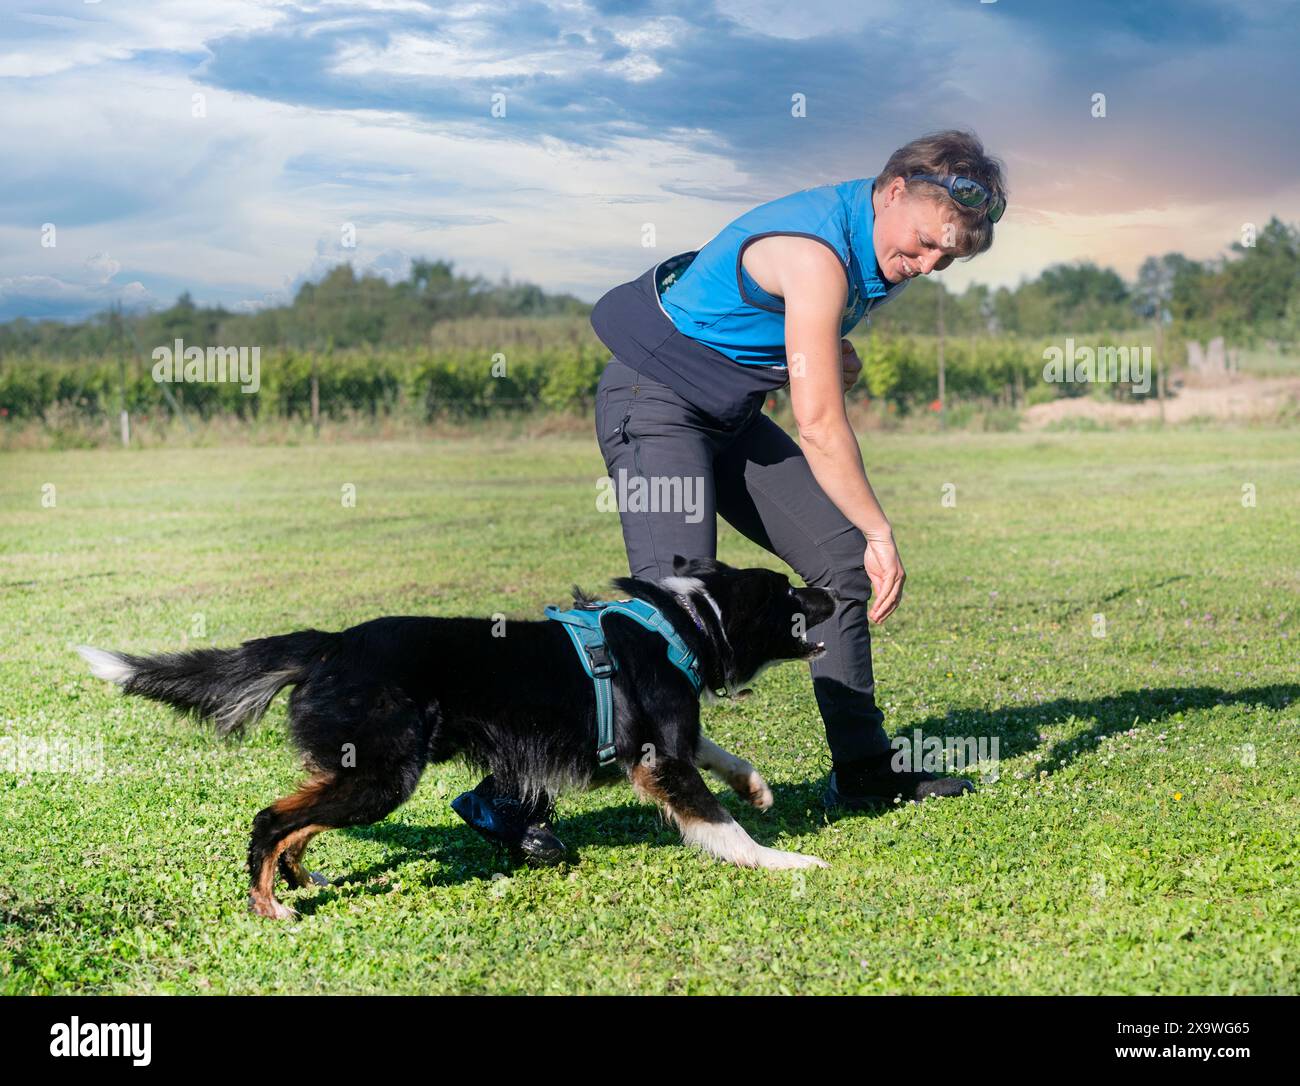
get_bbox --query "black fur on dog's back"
[81,601,700,803]
[283,604,718,805]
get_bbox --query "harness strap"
[599,600,702,694]
[544,598,702,766]
[544,606,618,764]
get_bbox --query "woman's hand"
[840,338,863,394]
[864,531,906,623]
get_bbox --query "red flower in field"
[765,397,776,410]
[929,399,943,412]
[0,407,7,416]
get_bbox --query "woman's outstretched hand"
[864,532,906,623]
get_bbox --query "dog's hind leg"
[277,754,329,888]
[248,772,338,919]
[248,766,424,918]
[246,684,431,918]
[696,735,774,811]
[629,758,827,871]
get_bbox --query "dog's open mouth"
[803,639,827,660]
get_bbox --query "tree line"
[870,217,1299,346]
[1,217,1296,360]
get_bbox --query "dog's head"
[658,554,838,693]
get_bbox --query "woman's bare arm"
[763,236,906,621]
[776,241,890,536]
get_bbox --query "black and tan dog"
[79,556,836,918]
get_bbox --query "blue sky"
[1,0,1297,321]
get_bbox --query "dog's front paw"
[719,764,773,810]
[755,847,829,871]
[743,769,775,811]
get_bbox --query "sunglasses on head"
[906,173,1005,223]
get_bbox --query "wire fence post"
[936,287,946,427]
[118,353,130,447]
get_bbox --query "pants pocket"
[596,361,637,444]
[598,392,635,448]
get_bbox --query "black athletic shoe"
[824,748,975,811]
[450,775,569,866]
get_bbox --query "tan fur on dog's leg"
[250,824,326,919]
[629,762,825,871]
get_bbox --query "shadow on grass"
[292,779,835,914]
[1049,574,1192,621]
[914,682,1300,772]
[289,682,1298,913]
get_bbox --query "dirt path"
[1022,375,1300,427]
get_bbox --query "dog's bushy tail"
[78,630,335,736]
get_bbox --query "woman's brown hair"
[878,130,1007,257]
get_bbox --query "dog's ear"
[609,576,650,600]
[673,554,725,576]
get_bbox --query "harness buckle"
[585,642,615,677]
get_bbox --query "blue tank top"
[659,177,909,366]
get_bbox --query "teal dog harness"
[544,599,703,766]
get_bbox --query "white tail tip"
[77,645,135,685]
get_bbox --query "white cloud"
[0,264,152,321]
[0,2,284,79]
[0,41,758,314]
[85,251,121,284]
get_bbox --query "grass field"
[2,425,1297,994]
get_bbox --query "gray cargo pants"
[594,355,891,764]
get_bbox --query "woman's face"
[872,176,961,284]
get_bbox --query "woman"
[454,131,1006,863]
[589,129,1007,812]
